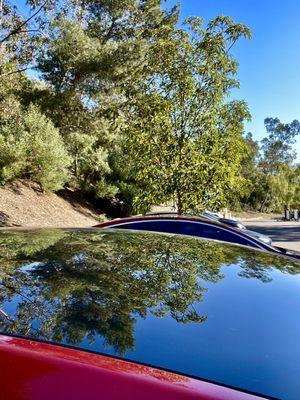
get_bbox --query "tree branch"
[226,38,237,54]
[18,29,41,34]
[0,66,31,78]
[0,0,47,44]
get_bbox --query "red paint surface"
[0,334,265,400]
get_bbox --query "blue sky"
[168,0,300,158]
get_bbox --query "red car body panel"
[0,334,265,400]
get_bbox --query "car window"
[202,213,219,221]
[110,220,262,249]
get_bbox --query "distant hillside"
[0,180,100,228]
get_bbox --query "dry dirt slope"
[0,180,99,227]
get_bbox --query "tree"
[235,132,262,210]
[236,118,300,212]
[0,0,54,80]
[260,118,300,174]
[31,0,179,200]
[258,118,300,211]
[1,2,256,215]
[267,164,300,211]
[23,105,71,191]
[0,104,71,190]
[124,16,251,214]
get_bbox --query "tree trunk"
[176,190,183,215]
[74,154,78,178]
[259,189,270,212]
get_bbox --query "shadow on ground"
[0,211,21,227]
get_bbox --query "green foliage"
[0,2,71,192]
[26,1,179,202]
[261,118,300,174]
[124,16,251,213]
[67,131,114,195]
[0,104,71,191]
[263,164,300,211]
[237,119,300,212]
[3,1,279,215]
[0,130,27,183]
[23,105,71,191]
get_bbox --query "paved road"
[242,219,300,252]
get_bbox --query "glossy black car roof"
[0,228,299,399]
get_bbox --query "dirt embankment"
[0,180,99,228]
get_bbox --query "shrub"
[0,103,71,191]
[23,105,71,191]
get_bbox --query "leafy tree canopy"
[124,16,251,213]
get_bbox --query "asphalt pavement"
[242,219,300,252]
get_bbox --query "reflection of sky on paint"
[71,254,88,262]
[3,260,300,400]
[20,262,42,272]
[57,264,300,400]
[12,0,300,159]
